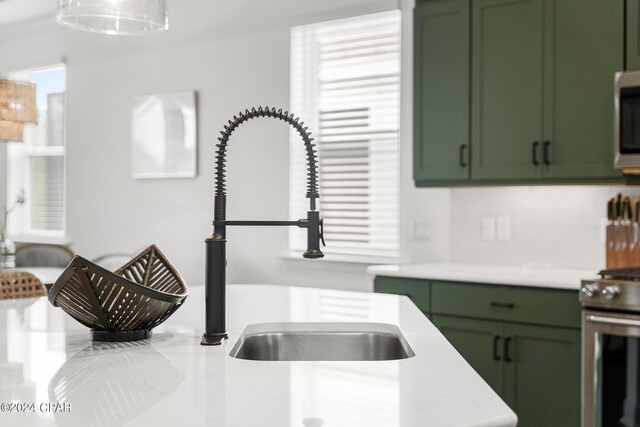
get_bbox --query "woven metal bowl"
[48,244,188,341]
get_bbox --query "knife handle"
[606,224,615,269]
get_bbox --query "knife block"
[607,195,640,269]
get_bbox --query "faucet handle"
[319,219,326,247]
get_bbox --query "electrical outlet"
[412,222,430,241]
[481,216,496,241]
[496,216,511,241]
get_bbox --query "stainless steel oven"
[582,272,640,426]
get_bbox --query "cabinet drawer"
[374,276,430,313]
[431,281,580,329]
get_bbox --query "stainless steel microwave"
[615,70,640,172]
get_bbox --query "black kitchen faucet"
[201,106,325,346]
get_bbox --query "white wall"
[0,145,5,218]
[0,0,450,291]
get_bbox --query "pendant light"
[0,79,36,143]
[0,122,25,143]
[56,0,168,36]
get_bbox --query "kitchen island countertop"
[368,262,598,290]
[0,284,516,427]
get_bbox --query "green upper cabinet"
[414,0,626,186]
[628,0,640,70]
[471,0,544,181]
[541,0,623,180]
[414,0,471,183]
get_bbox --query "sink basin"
[228,322,415,361]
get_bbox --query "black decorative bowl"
[48,245,188,341]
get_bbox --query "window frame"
[288,11,401,263]
[6,64,67,243]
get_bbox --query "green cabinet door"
[541,0,624,180]
[432,315,504,396]
[471,0,544,181]
[413,0,470,184]
[628,0,640,70]
[503,323,580,427]
[374,276,431,314]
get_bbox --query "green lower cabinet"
[374,276,581,425]
[373,276,430,315]
[432,315,580,427]
[432,315,504,395]
[503,323,581,427]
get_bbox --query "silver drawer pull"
[586,315,640,327]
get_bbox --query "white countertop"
[0,284,517,427]
[368,262,598,290]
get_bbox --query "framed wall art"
[131,90,197,179]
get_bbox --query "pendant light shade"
[0,79,36,123]
[56,0,168,36]
[0,121,25,143]
[0,79,36,142]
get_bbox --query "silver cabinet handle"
[586,315,640,327]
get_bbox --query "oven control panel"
[581,280,637,310]
[581,283,600,298]
[601,285,619,300]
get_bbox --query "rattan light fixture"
[0,122,24,142]
[0,79,37,143]
[56,0,168,36]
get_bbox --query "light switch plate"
[481,216,496,241]
[496,216,511,241]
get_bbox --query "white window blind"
[289,11,400,259]
[7,65,66,239]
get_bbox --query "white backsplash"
[449,185,635,270]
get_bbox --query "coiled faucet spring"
[214,106,319,206]
[202,106,325,346]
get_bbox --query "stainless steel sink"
[228,322,415,361]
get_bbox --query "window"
[289,11,401,259]
[6,65,66,240]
